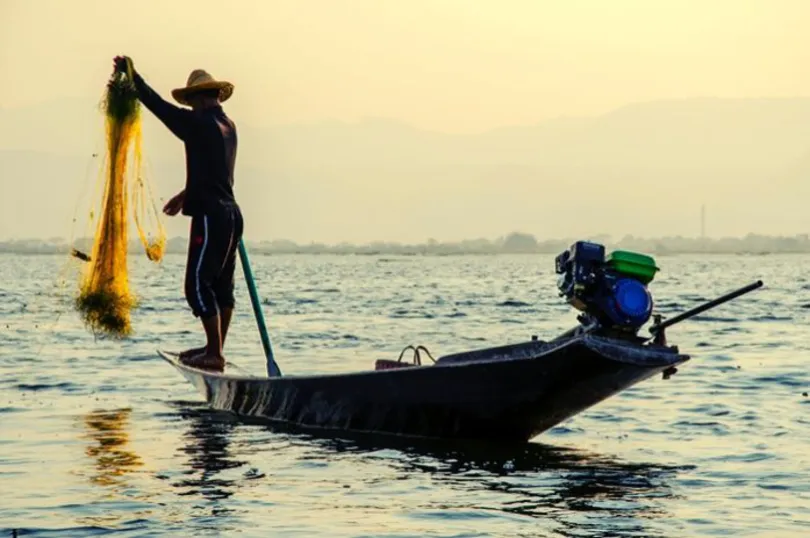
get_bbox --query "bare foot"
[179,346,206,360]
[180,351,226,372]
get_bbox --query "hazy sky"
[2,0,810,243]
[3,0,809,133]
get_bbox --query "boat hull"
[159,334,689,443]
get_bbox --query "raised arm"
[129,69,194,141]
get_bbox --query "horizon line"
[3,231,809,245]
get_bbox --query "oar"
[237,239,282,377]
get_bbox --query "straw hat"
[171,69,234,105]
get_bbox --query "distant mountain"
[2,96,810,242]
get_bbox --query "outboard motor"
[555,240,659,337]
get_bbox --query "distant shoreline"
[1,250,804,256]
[2,232,809,255]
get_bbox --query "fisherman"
[113,56,242,372]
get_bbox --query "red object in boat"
[374,359,416,371]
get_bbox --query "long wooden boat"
[159,240,762,444]
[158,333,687,443]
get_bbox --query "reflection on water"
[166,402,686,537]
[4,255,806,536]
[305,434,684,538]
[72,408,149,531]
[169,403,255,528]
[173,406,246,500]
[80,408,143,489]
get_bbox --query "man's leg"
[178,314,230,359]
[198,311,224,361]
[220,306,234,346]
[181,294,233,361]
[179,217,207,359]
[180,213,226,371]
[212,205,241,353]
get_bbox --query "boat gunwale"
[158,333,689,383]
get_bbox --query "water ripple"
[2,253,809,537]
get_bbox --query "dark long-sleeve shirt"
[132,73,238,217]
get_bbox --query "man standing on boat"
[113,56,242,372]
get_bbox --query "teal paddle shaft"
[237,239,282,377]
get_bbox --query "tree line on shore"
[3,232,810,255]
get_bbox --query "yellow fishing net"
[74,61,166,338]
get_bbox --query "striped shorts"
[184,204,244,318]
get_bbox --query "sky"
[3,0,809,133]
[2,0,810,243]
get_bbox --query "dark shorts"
[184,204,244,319]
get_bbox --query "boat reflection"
[170,402,252,520]
[296,433,685,538]
[169,403,686,538]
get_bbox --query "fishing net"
[74,60,166,338]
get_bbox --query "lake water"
[1,252,809,537]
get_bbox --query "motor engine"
[555,241,659,335]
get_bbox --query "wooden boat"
[159,240,763,443]
[159,333,688,442]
